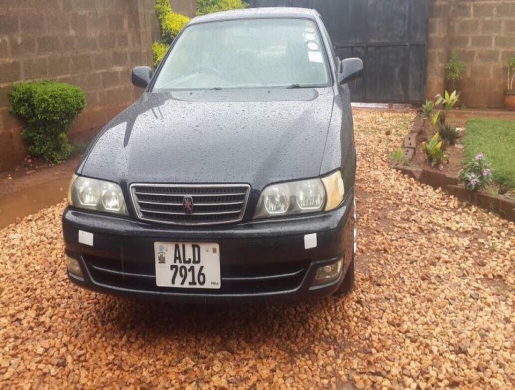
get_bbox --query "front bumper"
[62,192,355,303]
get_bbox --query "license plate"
[154,242,221,289]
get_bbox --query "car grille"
[83,255,308,296]
[130,184,251,225]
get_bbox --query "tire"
[334,197,357,296]
[333,256,355,296]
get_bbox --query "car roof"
[188,7,320,25]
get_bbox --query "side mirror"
[132,66,153,89]
[338,58,363,85]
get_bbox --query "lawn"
[464,119,515,189]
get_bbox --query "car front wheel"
[334,197,356,296]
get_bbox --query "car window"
[153,18,330,90]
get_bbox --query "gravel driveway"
[1,110,514,389]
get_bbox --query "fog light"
[313,258,343,286]
[67,256,83,277]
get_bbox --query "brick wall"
[427,0,515,108]
[0,0,160,171]
[170,0,197,17]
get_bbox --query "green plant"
[152,41,169,68]
[464,119,515,189]
[196,0,247,16]
[505,56,515,90]
[153,0,190,67]
[422,100,434,119]
[389,147,404,165]
[438,123,461,146]
[445,52,467,90]
[9,80,85,163]
[436,90,460,112]
[458,153,493,191]
[430,111,441,130]
[421,132,447,167]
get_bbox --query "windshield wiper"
[210,87,223,90]
[286,84,317,89]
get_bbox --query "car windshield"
[152,18,330,91]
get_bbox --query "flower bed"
[392,112,515,222]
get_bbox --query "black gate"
[249,0,430,104]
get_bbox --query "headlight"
[254,171,344,219]
[321,170,345,211]
[68,174,128,215]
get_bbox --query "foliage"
[430,111,441,130]
[153,0,190,67]
[152,41,169,68]
[422,100,434,119]
[505,56,515,90]
[458,153,493,191]
[196,0,247,16]
[464,119,515,189]
[445,53,467,90]
[421,132,447,167]
[389,147,406,165]
[438,123,461,146]
[9,80,85,163]
[161,12,189,44]
[436,90,460,113]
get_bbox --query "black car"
[63,7,362,303]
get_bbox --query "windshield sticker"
[307,42,319,51]
[304,33,316,41]
[308,51,323,63]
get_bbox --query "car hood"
[80,88,334,190]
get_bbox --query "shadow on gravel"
[89,295,347,349]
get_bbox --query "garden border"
[393,114,515,222]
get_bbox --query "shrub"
[435,90,459,124]
[436,90,459,112]
[438,123,461,146]
[421,132,447,167]
[458,153,493,191]
[9,80,85,163]
[196,0,247,16]
[160,12,189,44]
[505,55,515,90]
[152,41,170,68]
[445,52,466,90]
[422,100,434,119]
[389,147,411,166]
[153,0,190,67]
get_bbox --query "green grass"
[464,119,515,189]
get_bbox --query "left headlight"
[254,170,345,219]
[68,174,128,215]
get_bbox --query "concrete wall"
[0,0,160,171]
[427,0,515,108]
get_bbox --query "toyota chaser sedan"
[63,7,362,303]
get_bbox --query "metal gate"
[249,0,430,104]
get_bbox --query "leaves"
[436,90,460,112]
[196,0,248,16]
[422,100,434,119]
[458,153,494,191]
[445,52,467,84]
[8,81,85,163]
[421,132,447,167]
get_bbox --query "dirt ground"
[0,155,82,198]
[0,109,514,389]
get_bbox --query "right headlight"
[254,170,344,219]
[68,174,128,215]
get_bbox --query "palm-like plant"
[505,56,515,91]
